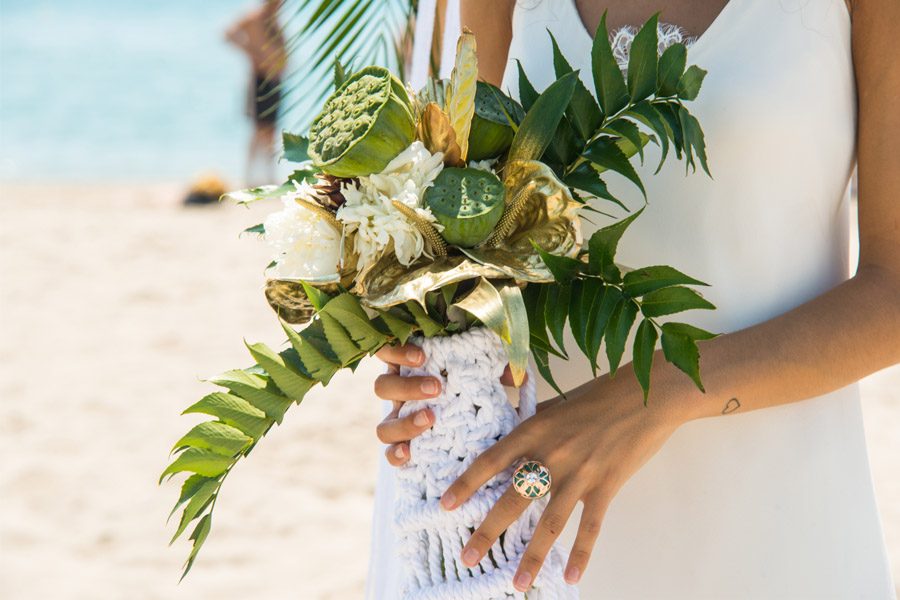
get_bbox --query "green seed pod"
[466,81,525,161]
[423,167,505,247]
[308,66,416,177]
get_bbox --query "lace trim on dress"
[610,23,696,70]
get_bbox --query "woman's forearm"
[601,265,900,426]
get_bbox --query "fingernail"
[413,411,430,427]
[421,379,440,395]
[406,348,423,364]
[513,571,532,590]
[440,492,456,510]
[394,445,405,459]
[564,566,580,584]
[462,547,479,566]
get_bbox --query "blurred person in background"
[226,0,287,186]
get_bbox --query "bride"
[368,0,899,596]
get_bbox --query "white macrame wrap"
[394,328,578,600]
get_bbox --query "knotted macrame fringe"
[394,328,578,600]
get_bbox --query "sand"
[0,182,896,599]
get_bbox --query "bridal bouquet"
[164,15,714,592]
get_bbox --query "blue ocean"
[0,0,305,182]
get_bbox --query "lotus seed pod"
[466,81,526,161]
[423,167,505,247]
[308,67,416,177]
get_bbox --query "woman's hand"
[439,371,687,591]
[373,343,525,466]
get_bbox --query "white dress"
[369,0,895,597]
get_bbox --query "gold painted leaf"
[417,103,463,167]
[446,29,477,161]
[459,247,554,282]
[497,282,530,386]
[452,278,508,341]
[484,160,583,259]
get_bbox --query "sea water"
[0,0,297,183]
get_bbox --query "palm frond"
[279,0,418,130]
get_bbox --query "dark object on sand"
[183,174,228,206]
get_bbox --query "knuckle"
[375,422,390,443]
[580,517,603,538]
[569,547,592,565]
[373,374,391,399]
[521,552,544,573]
[469,529,495,550]
[539,511,566,537]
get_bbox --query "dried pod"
[416,103,463,167]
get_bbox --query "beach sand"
[0,183,896,599]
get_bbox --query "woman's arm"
[460,0,515,86]
[649,0,900,423]
[437,0,900,591]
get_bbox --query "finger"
[373,373,441,401]
[459,485,531,567]
[513,486,580,592]
[441,423,532,510]
[376,408,434,444]
[375,343,425,367]
[385,443,409,466]
[564,494,609,584]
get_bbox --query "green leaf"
[678,106,710,175]
[586,283,622,375]
[545,283,571,356]
[168,474,215,523]
[676,65,707,101]
[508,71,578,163]
[533,241,583,283]
[660,322,715,391]
[624,101,670,173]
[563,162,625,208]
[515,59,539,112]
[208,370,292,424]
[282,132,310,163]
[242,223,265,236]
[623,265,708,297]
[405,301,445,337]
[522,283,553,352]
[160,447,233,483]
[627,14,660,102]
[632,319,659,402]
[333,58,349,89]
[640,286,715,317]
[182,392,269,439]
[568,279,589,356]
[591,11,629,116]
[245,342,316,402]
[588,208,643,281]
[604,298,639,376]
[318,312,365,365]
[531,345,564,397]
[654,102,684,159]
[605,118,647,162]
[321,293,389,351]
[582,136,646,197]
[657,43,687,97]
[180,513,211,581]
[172,422,252,457]
[548,31,602,141]
[170,478,218,544]
[375,309,416,345]
[282,321,340,384]
[300,281,332,312]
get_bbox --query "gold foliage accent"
[390,200,448,257]
[446,29,477,161]
[417,103,463,167]
[294,196,342,232]
[483,160,583,258]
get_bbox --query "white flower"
[468,157,499,173]
[337,142,445,269]
[264,184,342,280]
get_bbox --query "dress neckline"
[568,0,738,55]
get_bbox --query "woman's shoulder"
[460,0,517,86]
